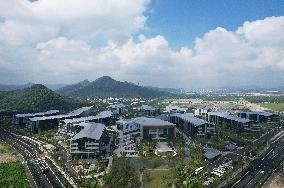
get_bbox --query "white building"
[166,105,187,114]
[117,117,176,141]
[194,107,212,116]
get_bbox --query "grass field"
[259,103,284,112]
[0,161,29,188]
[0,141,19,163]
[143,169,171,188]
[0,142,16,155]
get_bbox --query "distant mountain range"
[145,86,185,94]
[57,76,174,98]
[0,84,87,113]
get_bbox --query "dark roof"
[171,113,209,126]
[62,110,112,124]
[16,110,59,118]
[71,123,105,140]
[134,117,175,127]
[240,111,274,116]
[29,106,93,121]
[208,112,251,124]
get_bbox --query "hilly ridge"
[0,84,87,113]
[57,76,173,98]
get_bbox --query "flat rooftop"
[134,117,175,127]
[208,112,251,124]
[171,113,209,126]
[16,110,59,118]
[240,111,274,116]
[62,110,112,124]
[29,106,93,121]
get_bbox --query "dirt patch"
[0,143,19,163]
[0,154,19,163]
[268,173,284,188]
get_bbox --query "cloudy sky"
[0,0,284,89]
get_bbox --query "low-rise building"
[238,111,280,124]
[117,117,176,141]
[108,103,125,116]
[194,107,212,116]
[70,123,110,159]
[207,112,259,132]
[166,105,187,114]
[140,105,160,116]
[59,111,113,136]
[27,106,93,133]
[170,113,215,138]
[13,110,59,128]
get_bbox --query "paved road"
[57,145,78,177]
[229,133,284,188]
[0,128,65,188]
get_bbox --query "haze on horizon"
[0,0,284,89]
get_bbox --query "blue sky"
[0,0,284,88]
[144,0,284,49]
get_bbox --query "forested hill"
[0,84,87,113]
[57,76,173,98]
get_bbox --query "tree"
[104,156,140,188]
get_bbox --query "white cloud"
[0,0,149,44]
[237,16,284,46]
[0,1,283,89]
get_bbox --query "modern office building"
[70,123,110,159]
[59,111,113,136]
[238,111,280,124]
[166,105,187,114]
[108,103,125,115]
[140,105,160,116]
[170,113,215,138]
[13,110,59,128]
[207,112,259,132]
[117,117,176,141]
[27,106,93,133]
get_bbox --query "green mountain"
[0,84,87,113]
[0,83,34,91]
[57,80,90,95]
[57,76,173,98]
[0,83,67,91]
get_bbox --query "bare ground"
[268,173,284,188]
[0,143,19,163]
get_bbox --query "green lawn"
[0,142,15,155]
[0,161,29,188]
[259,103,284,112]
[143,169,171,188]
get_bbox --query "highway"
[0,128,65,188]
[230,132,284,188]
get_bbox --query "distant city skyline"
[0,0,284,89]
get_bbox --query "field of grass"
[0,141,19,163]
[0,161,29,188]
[259,103,284,112]
[143,169,171,188]
[0,142,16,155]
